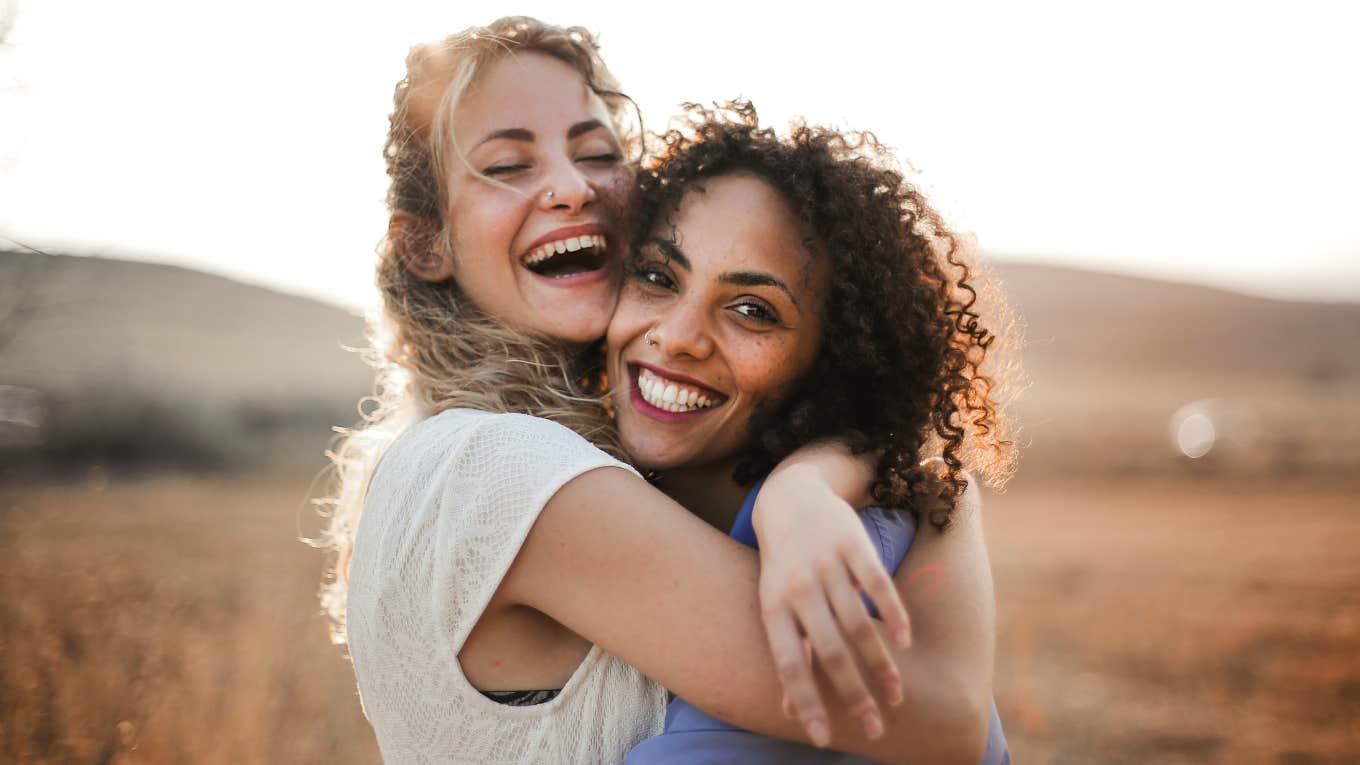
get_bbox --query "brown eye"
[731,300,778,325]
[630,263,676,291]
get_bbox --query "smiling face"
[437,51,632,342]
[606,173,831,474]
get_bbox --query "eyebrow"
[475,127,533,147]
[720,271,799,307]
[644,237,800,308]
[474,120,608,149]
[567,119,607,140]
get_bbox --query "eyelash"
[483,163,529,177]
[581,152,621,164]
[631,263,781,325]
[483,153,621,177]
[632,263,675,290]
[731,301,779,325]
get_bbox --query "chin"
[534,305,615,343]
[618,435,690,474]
[537,295,619,344]
[552,317,612,344]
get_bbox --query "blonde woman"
[321,17,1000,764]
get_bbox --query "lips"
[628,363,727,418]
[636,366,723,412]
[523,233,608,266]
[520,225,610,279]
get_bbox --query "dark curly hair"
[635,102,1017,529]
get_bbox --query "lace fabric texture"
[346,409,667,764]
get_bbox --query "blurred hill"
[0,250,372,472]
[988,261,1360,476]
[1,250,1356,477]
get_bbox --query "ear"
[389,211,455,282]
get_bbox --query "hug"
[320,16,1015,764]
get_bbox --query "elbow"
[895,668,992,765]
[952,694,993,765]
[925,695,991,765]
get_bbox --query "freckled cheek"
[601,170,634,197]
[729,336,807,401]
[451,200,524,263]
[597,172,638,225]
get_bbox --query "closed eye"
[483,163,530,177]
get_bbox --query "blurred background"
[2,1,1357,763]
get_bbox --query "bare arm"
[881,478,996,763]
[752,451,913,744]
[501,466,993,764]
[754,452,994,762]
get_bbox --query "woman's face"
[441,52,632,343]
[606,173,831,473]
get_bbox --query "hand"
[753,463,913,747]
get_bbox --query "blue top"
[625,481,1011,765]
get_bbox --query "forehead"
[662,174,824,288]
[453,52,615,145]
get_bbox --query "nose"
[650,300,714,361]
[537,157,597,214]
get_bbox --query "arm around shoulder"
[883,476,996,765]
[501,463,994,764]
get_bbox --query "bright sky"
[2,0,1357,311]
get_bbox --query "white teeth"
[524,234,607,266]
[636,368,722,413]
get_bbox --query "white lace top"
[346,409,667,764]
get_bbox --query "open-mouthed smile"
[521,225,610,282]
[628,363,728,421]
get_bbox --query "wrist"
[776,442,876,506]
[752,463,840,541]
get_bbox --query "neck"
[656,458,752,533]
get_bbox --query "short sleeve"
[346,409,668,759]
[423,412,640,654]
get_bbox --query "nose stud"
[645,327,659,347]
[544,190,556,202]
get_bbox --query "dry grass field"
[986,477,1360,765]
[2,472,1356,764]
[0,474,378,765]
[2,253,1357,762]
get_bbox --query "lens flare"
[1176,412,1217,458]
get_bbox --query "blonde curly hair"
[315,17,635,643]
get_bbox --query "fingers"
[763,602,831,746]
[845,537,913,649]
[793,572,884,741]
[825,560,904,707]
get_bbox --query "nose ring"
[645,327,658,347]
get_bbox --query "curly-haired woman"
[320,16,1013,764]
[614,103,1013,764]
